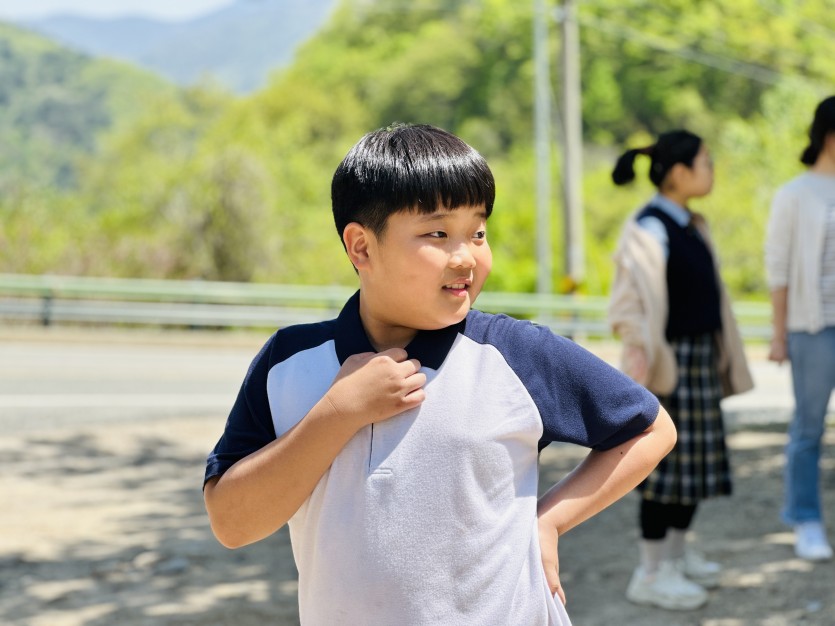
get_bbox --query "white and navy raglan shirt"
[205,292,659,626]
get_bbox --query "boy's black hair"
[801,95,835,166]
[332,123,495,242]
[612,129,703,188]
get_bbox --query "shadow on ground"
[1,419,833,625]
[548,422,835,626]
[0,421,298,626]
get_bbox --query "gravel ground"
[1,410,834,626]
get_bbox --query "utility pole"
[557,0,584,291]
[533,0,552,295]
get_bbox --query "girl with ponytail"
[608,130,753,611]
[765,95,835,563]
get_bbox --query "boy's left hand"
[537,519,566,606]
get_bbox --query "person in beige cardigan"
[766,95,835,562]
[608,130,753,611]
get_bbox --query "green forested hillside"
[0,22,175,190]
[2,0,834,295]
[0,21,182,276]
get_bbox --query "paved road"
[0,327,262,432]
[1,326,831,433]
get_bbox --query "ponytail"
[612,130,702,189]
[800,142,820,166]
[612,146,653,186]
[800,95,835,166]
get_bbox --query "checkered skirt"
[639,332,732,505]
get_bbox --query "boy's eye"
[425,231,447,238]
[473,230,486,240]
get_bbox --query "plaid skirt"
[639,332,732,505]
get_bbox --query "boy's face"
[349,204,492,349]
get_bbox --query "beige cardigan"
[765,172,835,333]
[608,213,753,398]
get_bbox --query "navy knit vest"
[637,205,722,339]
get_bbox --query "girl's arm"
[769,287,788,363]
[764,188,793,365]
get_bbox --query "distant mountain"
[23,0,336,93]
[0,21,175,189]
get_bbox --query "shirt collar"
[334,291,464,370]
[650,193,691,227]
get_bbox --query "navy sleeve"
[204,334,278,485]
[469,313,660,450]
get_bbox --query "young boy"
[204,123,676,625]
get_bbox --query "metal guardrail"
[0,273,772,339]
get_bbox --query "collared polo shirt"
[205,292,659,625]
[637,193,692,259]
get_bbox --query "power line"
[349,0,831,89]
[578,13,833,95]
[756,0,835,42]
[577,13,811,87]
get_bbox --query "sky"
[0,0,235,22]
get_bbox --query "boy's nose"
[449,244,476,268]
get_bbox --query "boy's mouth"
[442,279,472,296]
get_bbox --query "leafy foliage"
[3,1,835,296]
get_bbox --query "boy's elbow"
[206,507,261,550]
[204,479,249,549]
[654,406,677,455]
[204,478,289,549]
[209,516,287,550]
[209,520,249,550]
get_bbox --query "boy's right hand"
[324,348,426,429]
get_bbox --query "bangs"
[373,146,495,216]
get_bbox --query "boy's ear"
[342,222,372,269]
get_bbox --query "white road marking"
[0,394,233,408]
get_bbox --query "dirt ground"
[1,408,834,625]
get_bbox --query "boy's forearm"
[536,406,676,535]
[204,396,362,548]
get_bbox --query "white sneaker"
[625,561,708,610]
[795,521,834,561]
[672,550,722,589]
